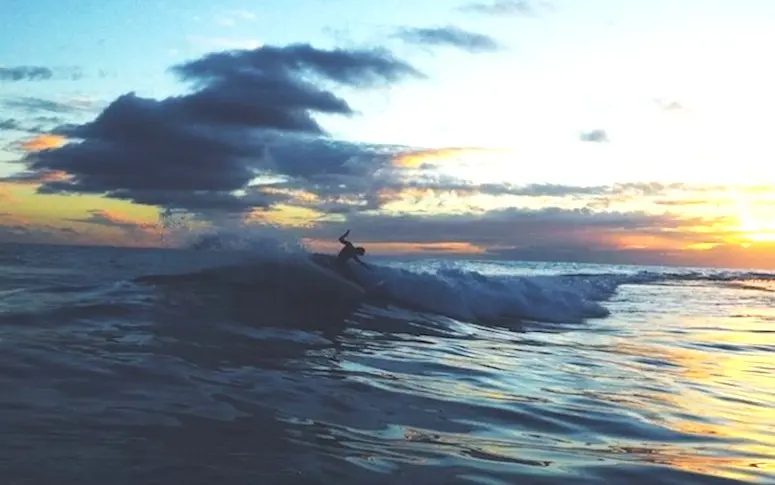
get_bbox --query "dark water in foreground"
[0,243,773,484]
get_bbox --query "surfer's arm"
[354,255,370,269]
[338,229,351,245]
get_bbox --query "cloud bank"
[460,0,537,16]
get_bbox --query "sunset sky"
[2,0,775,268]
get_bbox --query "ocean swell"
[134,250,635,325]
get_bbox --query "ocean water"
[1,241,773,484]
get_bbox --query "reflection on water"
[586,287,775,482]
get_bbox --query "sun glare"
[736,207,775,242]
[735,213,775,242]
[726,187,775,242]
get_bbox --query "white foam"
[158,212,307,258]
[349,263,641,324]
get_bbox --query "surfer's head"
[356,247,366,256]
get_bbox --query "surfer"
[336,229,369,275]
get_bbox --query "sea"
[0,240,773,485]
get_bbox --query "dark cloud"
[0,66,84,82]
[0,66,53,82]
[169,45,420,133]
[395,27,501,53]
[0,222,80,246]
[14,43,422,214]
[0,224,30,238]
[460,0,537,16]
[0,119,24,132]
[579,129,609,143]
[174,44,421,92]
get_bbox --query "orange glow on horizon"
[613,233,684,251]
[0,152,774,268]
[0,186,13,202]
[303,238,485,255]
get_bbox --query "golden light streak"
[20,134,66,152]
[685,242,721,251]
[391,147,501,168]
[259,186,320,204]
[246,204,322,228]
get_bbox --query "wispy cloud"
[654,98,686,112]
[0,66,83,82]
[214,9,258,26]
[1,96,94,114]
[0,66,53,81]
[459,0,540,16]
[395,26,502,53]
[0,96,102,142]
[579,129,609,143]
[187,35,263,51]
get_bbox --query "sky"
[2,0,775,268]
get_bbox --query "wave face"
[1,240,774,485]
[133,253,629,325]
[139,237,775,326]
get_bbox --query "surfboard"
[309,253,384,294]
[304,254,366,300]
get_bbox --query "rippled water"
[0,243,773,484]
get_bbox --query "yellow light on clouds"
[21,134,66,152]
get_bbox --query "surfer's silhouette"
[336,229,369,276]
